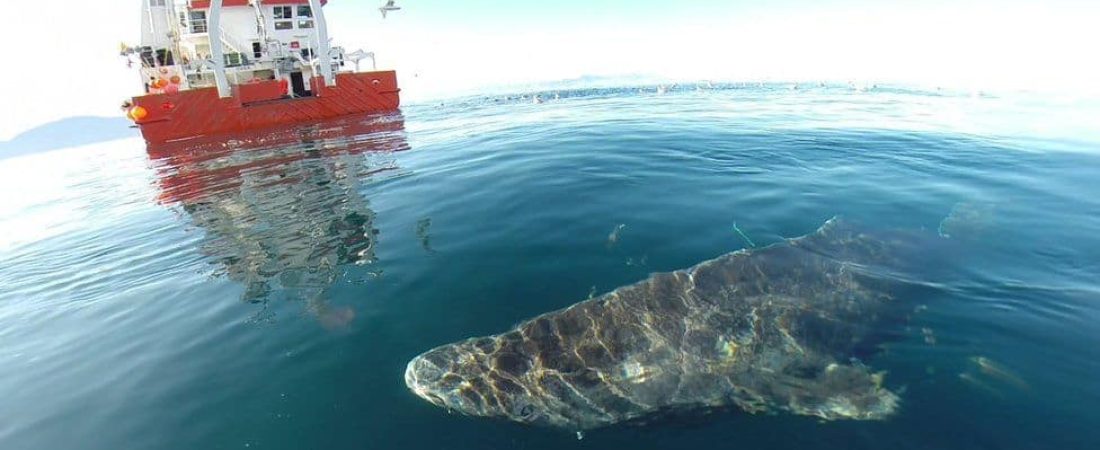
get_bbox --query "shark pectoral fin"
[784,362,899,421]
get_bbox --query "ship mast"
[208,0,231,97]
[310,0,336,88]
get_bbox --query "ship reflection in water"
[146,113,410,328]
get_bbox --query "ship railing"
[217,26,249,60]
[341,48,377,72]
[289,47,353,76]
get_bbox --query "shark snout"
[404,345,504,418]
[404,355,446,407]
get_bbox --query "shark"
[405,218,924,430]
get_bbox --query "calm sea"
[1,84,1098,450]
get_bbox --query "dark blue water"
[2,85,1099,449]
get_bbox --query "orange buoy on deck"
[128,106,148,121]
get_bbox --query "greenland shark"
[405,218,920,430]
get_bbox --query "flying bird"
[380,0,401,18]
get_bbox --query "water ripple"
[2,86,1099,449]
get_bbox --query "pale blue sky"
[336,0,1098,97]
[0,0,1097,139]
[331,0,1090,31]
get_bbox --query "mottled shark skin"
[405,218,910,430]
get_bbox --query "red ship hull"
[131,71,399,144]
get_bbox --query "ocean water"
[1,84,1099,450]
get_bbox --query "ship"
[122,0,401,144]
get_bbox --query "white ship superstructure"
[124,1,401,144]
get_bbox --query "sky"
[0,0,1097,141]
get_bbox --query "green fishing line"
[732,222,756,248]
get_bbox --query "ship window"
[298,6,313,18]
[189,11,207,34]
[224,53,246,67]
[274,21,293,30]
[149,0,166,6]
[298,20,315,29]
[273,6,293,19]
[252,42,263,59]
[156,49,175,66]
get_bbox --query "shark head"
[404,334,556,426]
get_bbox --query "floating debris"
[970,356,1029,390]
[606,223,626,248]
[958,356,1028,398]
[732,222,757,248]
[576,431,585,440]
[959,372,1004,398]
[921,327,937,345]
[347,270,384,285]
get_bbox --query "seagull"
[380,0,401,18]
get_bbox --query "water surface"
[1,84,1099,449]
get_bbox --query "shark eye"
[514,402,538,420]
